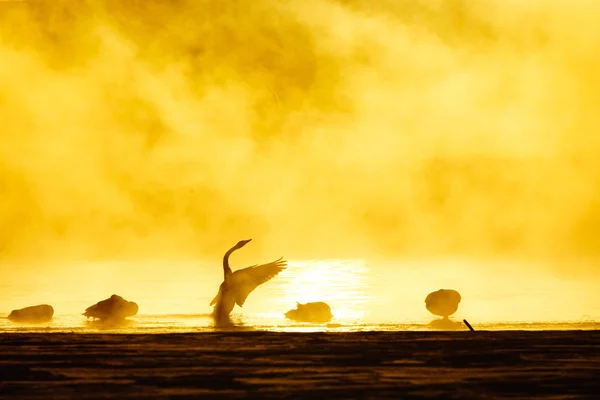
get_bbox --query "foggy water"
[3,1,600,339]
[1,259,599,333]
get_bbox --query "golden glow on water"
[1,258,599,333]
[267,259,371,320]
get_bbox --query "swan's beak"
[239,239,252,247]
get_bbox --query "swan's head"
[235,239,252,249]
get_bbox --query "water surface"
[1,258,598,333]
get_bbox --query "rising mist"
[1,0,600,280]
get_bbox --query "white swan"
[425,289,461,319]
[210,239,286,321]
[83,295,139,321]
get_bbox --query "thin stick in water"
[463,319,475,331]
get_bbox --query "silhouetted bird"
[8,304,54,323]
[425,289,461,319]
[210,239,286,321]
[83,295,139,321]
[285,301,333,323]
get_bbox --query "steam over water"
[1,1,600,331]
[1,259,599,333]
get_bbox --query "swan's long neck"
[222,246,238,280]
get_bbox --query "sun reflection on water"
[266,259,372,321]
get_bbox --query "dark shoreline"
[2,331,600,399]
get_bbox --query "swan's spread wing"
[209,291,219,307]
[230,258,287,307]
[210,284,224,306]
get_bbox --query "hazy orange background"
[1,0,600,319]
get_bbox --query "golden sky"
[1,0,599,280]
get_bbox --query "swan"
[210,239,286,321]
[425,289,461,319]
[8,304,54,323]
[285,301,333,323]
[83,295,139,321]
